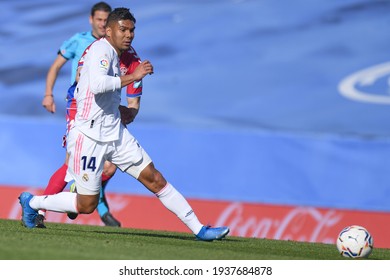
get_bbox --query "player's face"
[107,20,135,54]
[90,11,110,38]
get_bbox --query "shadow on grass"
[47,224,239,243]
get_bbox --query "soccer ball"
[336,225,374,258]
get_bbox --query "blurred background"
[1,0,390,246]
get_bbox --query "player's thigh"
[103,161,117,177]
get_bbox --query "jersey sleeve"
[77,43,91,70]
[121,48,143,98]
[88,42,121,94]
[126,78,143,98]
[59,33,80,60]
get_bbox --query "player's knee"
[139,164,167,193]
[153,171,167,190]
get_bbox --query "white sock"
[30,192,78,214]
[156,183,203,235]
[38,210,46,217]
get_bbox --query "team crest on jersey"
[120,66,127,76]
[82,173,89,182]
[99,59,109,69]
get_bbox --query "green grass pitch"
[0,219,389,260]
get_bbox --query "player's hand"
[119,105,136,126]
[133,60,154,80]
[42,95,56,113]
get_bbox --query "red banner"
[2,185,390,248]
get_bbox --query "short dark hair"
[91,2,112,16]
[107,7,136,27]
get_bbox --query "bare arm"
[120,60,153,88]
[127,96,140,120]
[42,54,68,113]
[118,60,151,125]
[127,96,140,109]
[119,96,140,126]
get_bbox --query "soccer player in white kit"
[19,7,229,241]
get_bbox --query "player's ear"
[106,26,112,37]
[89,15,93,25]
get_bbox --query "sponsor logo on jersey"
[133,80,142,89]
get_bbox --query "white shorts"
[65,126,152,195]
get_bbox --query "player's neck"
[106,38,123,56]
[91,31,102,40]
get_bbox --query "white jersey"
[74,38,122,142]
